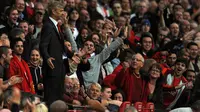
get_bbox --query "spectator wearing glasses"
[115,53,150,103]
[146,63,164,110]
[63,78,85,105]
[134,32,155,59]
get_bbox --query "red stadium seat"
[134,102,155,112]
[118,101,131,112]
[134,102,144,112]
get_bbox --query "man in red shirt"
[8,38,35,94]
[115,53,149,103]
[163,58,192,110]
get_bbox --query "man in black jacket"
[39,1,69,106]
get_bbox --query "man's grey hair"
[132,53,144,63]
[48,1,65,15]
[87,82,101,92]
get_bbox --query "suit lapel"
[47,18,65,52]
[48,18,63,40]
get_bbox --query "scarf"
[166,74,187,110]
[28,61,43,84]
[11,55,35,94]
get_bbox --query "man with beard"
[0,46,21,90]
[78,9,90,29]
[187,42,200,75]
[7,38,35,94]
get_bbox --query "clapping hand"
[121,26,128,40]
[182,30,196,41]
[105,19,117,30]
[113,27,122,38]
[9,76,23,86]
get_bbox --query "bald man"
[115,53,150,103]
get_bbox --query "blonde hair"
[87,82,101,92]
[36,103,48,112]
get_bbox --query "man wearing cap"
[32,11,44,39]
[141,19,151,33]
[134,19,151,45]
[130,1,149,33]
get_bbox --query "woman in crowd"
[28,48,43,95]
[146,63,164,110]
[111,89,126,102]
[68,8,80,40]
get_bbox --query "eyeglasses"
[151,69,160,73]
[132,58,143,62]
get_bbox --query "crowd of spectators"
[0,0,200,112]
